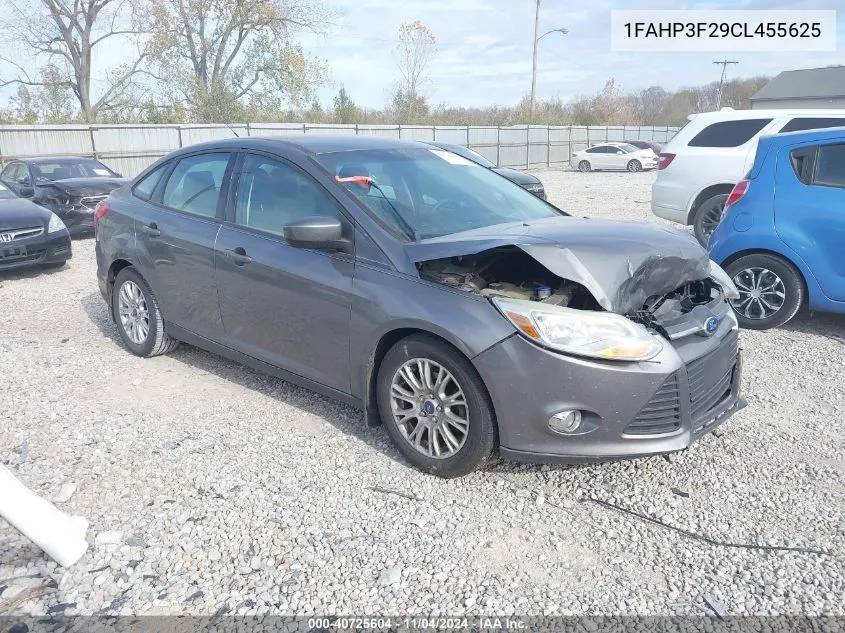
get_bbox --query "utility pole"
[529,0,567,118]
[714,60,738,109]
[530,0,541,117]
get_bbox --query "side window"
[585,147,599,154]
[162,152,231,218]
[780,118,845,134]
[234,154,338,237]
[688,119,773,148]
[790,146,817,185]
[814,144,845,188]
[3,163,23,182]
[132,163,168,201]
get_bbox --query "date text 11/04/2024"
[622,22,821,39]
[307,617,527,630]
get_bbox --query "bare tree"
[393,20,436,123]
[0,0,153,122]
[148,0,329,121]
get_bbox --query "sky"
[1,0,843,111]
[302,0,845,109]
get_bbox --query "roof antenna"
[224,122,241,138]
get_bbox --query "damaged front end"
[416,242,738,350]
[33,178,126,236]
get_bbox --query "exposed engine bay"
[417,247,726,340]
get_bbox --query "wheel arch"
[687,183,735,224]
[363,326,495,429]
[105,258,135,319]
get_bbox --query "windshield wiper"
[336,176,419,241]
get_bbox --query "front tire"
[376,334,497,478]
[724,254,804,330]
[112,267,179,357]
[692,193,729,247]
[578,160,591,172]
[626,159,642,172]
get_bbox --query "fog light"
[548,410,582,435]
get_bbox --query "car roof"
[762,125,845,145]
[687,108,845,123]
[171,135,431,157]
[24,156,101,163]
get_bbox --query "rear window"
[687,119,773,148]
[780,117,845,134]
[815,144,845,188]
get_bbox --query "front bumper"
[521,185,546,200]
[473,317,744,463]
[0,228,72,272]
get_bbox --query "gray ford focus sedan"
[95,136,745,477]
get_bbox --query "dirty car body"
[95,136,744,476]
[0,157,126,237]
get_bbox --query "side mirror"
[284,215,348,251]
[17,176,30,185]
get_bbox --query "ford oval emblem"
[704,316,720,336]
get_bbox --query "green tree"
[332,85,359,124]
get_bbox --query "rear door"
[775,139,845,301]
[214,151,355,392]
[131,151,234,339]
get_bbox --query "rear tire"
[578,160,591,172]
[723,253,804,330]
[376,334,497,478]
[112,267,179,357]
[627,159,642,172]
[692,193,729,247]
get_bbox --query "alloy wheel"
[627,160,642,172]
[731,267,786,320]
[389,358,469,459]
[118,280,150,345]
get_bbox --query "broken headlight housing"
[492,297,663,361]
[708,260,740,300]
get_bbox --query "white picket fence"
[0,123,680,177]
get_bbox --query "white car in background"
[571,143,659,173]
[652,108,845,246]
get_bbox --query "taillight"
[725,180,749,208]
[657,153,675,170]
[93,200,110,228]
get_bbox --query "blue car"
[709,127,845,330]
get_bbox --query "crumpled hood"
[36,177,127,197]
[406,216,711,314]
[0,198,51,230]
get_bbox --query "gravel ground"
[1,169,843,618]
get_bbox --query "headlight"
[709,260,740,300]
[492,297,663,361]
[47,213,67,234]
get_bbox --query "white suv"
[651,108,845,245]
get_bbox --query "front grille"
[0,226,44,242]
[80,194,108,210]
[687,330,740,421]
[625,373,682,435]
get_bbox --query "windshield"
[0,182,15,199]
[318,148,562,240]
[31,159,117,183]
[617,144,639,153]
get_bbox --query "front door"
[215,152,354,392]
[775,141,845,301]
[132,151,234,339]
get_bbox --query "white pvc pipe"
[0,464,89,567]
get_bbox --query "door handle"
[224,247,252,265]
[141,223,161,237]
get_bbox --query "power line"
[713,59,738,108]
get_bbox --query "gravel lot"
[1,169,843,618]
